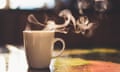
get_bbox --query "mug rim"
[23,30,55,33]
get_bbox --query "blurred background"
[0,0,120,49]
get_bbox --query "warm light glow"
[6,45,28,72]
[0,0,6,9]
[0,55,6,72]
[10,0,55,9]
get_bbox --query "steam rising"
[76,16,97,37]
[25,0,111,37]
[94,0,109,12]
[26,9,98,37]
[77,0,109,14]
[27,14,45,26]
[26,0,109,37]
[27,9,76,34]
[77,0,94,14]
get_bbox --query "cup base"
[28,66,50,70]
[28,67,50,72]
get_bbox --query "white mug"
[23,31,65,69]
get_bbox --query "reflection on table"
[0,45,120,72]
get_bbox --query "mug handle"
[52,38,65,58]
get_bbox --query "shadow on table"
[28,68,50,72]
[69,52,120,63]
